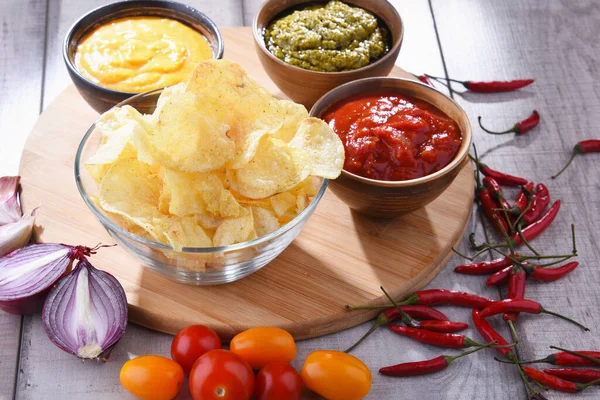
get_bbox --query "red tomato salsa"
[322,91,462,181]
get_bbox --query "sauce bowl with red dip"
[310,77,472,217]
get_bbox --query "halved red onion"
[0,243,76,314]
[0,176,22,225]
[42,258,127,361]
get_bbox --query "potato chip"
[141,91,235,172]
[99,158,161,236]
[270,192,296,217]
[232,136,309,199]
[152,215,212,250]
[288,117,344,179]
[219,189,245,218]
[213,213,254,247]
[251,207,280,237]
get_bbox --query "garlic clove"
[0,208,36,257]
[0,176,23,225]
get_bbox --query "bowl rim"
[252,0,403,76]
[63,0,224,96]
[310,76,473,188]
[74,87,329,254]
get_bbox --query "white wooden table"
[1,1,599,399]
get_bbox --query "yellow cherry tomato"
[230,327,296,369]
[301,350,372,400]
[120,355,184,400]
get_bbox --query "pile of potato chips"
[86,60,344,250]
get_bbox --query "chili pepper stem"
[571,224,577,254]
[516,225,541,256]
[380,286,420,327]
[446,341,499,362]
[451,247,474,261]
[477,116,515,135]
[551,149,581,179]
[540,308,589,331]
[507,320,519,345]
[344,313,387,353]
[549,346,600,365]
[579,378,600,390]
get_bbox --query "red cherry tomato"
[171,325,222,373]
[255,362,303,400]
[189,349,254,400]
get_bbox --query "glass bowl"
[74,88,328,285]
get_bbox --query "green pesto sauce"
[264,1,389,72]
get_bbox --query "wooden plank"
[0,1,47,399]
[431,0,600,398]
[41,0,245,108]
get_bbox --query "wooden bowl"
[253,0,403,108]
[310,77,472,218]
[63,0,224,113]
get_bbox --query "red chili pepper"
[521,351,600,366]
[503,265,526,322]
[470,156,528,186]
[426,75,534,92]
[523,184,550,225]
[483,176,513,212]
[478,111,540,135]
[380,355,449,377]
[464,79,534,93]
[388,325,483,349]
[454,255,514,275]
[544,368,600,383]
[383,306,450,322]
[522,367,578,393]
[552,139,600,179]
[528,262,579,282]
[510,182,534,218]
[472,309,513,357]
[513,200,560,245]
[485,265,511,286]
[479,298,589,331]
[405,289,495,309]
[344,306,450,352]
[417,320,468,333]
[417,75,432,86]
[479,189,510,234]
[347,289,495,311]
[379,345,493,377]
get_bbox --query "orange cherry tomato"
[255,362,303,400]
[120,355,184,400]
[171,325,222,373]
[301,350,372,400]
[189,349,254,400]
[230,327,296,369]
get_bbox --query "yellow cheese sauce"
[75,17,213,93]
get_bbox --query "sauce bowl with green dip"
[253,0,403,107]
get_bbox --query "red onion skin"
[0,245,74,315]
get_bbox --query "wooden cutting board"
[18,27,474,340]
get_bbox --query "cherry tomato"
[189,349,254,400]
[230,327,296,369]
[120,355,184,400]
[171,324,222,373]
[255,362,303,400]
[301,350,371,400]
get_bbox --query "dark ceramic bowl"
[310,77,472,218]
[253,0,403,108]
[63,0,224,113]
